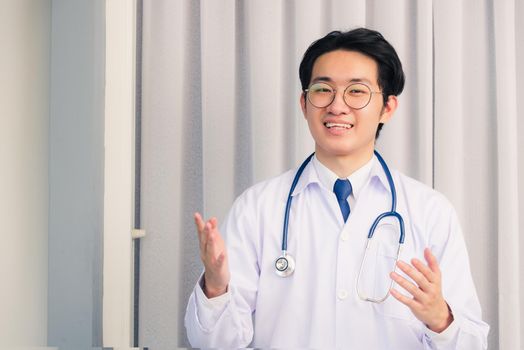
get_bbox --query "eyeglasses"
[304,82,383,110]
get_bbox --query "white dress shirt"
[185,155,489,349]
[312,154,374,210]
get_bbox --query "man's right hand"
[194,212,230,298]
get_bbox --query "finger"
[390,288,420,309]
[204,222,222,260]
[194,212,205,232]
[194,212,206,246]
[202,222,214,258]
[390,271,427,302]
[209,218,223,244]
[424,248,441,275]
[203,221,213,241]
[209,217,218,230]
[397,260,431,291]
[206,220,220,241]
[411,258,438,284]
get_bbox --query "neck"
[315,148,374,178]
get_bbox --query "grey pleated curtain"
[139,1,524,349]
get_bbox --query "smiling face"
[300,50,397,174]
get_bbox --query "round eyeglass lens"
[307,82,335,108]
[306,82,373,109]
[344,83,372,109]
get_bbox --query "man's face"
[300,50,396,163]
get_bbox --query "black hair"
[299,28,405,138]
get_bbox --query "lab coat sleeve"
[184,188,261,348]
[421,198,489,350]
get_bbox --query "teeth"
[325,122,353,129]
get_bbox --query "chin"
[316,142,373,159]
[317,147,354,158]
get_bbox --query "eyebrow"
[311,76,374,85]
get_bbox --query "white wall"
[0,0,51,346]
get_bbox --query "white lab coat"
[185,155,489,349]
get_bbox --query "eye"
[346,84,370,96]
[309,83,333,94]
[348,88,366,94]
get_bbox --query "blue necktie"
[333,179,352,222]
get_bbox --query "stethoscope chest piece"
[275,253,295,277]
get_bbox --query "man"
[185,28,489,349]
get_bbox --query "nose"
[326,90,350,115]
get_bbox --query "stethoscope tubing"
[281,152,315,252]
[373,150,397,212]
[281,150,402,248]
[277,150,405,302]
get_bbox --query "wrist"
[428,303,454,333]
[203,276,228,298]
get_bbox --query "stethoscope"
[274,150,405,303]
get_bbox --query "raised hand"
[389,248,453,333]
[194,212,230,298]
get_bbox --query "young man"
[185,28,489,349]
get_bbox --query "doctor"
[185,28,489,349]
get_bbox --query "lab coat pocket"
[373,241,399,301]
[356,239,398,303]
[373,241,416,322]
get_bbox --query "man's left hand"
[389,248,453,333]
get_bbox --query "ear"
[300,92,307,118]
[379,95,398,124]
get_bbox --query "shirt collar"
[290,155,321,196]
[369,153,391,192]
[290,152,391,197]
[312,155,375,201]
